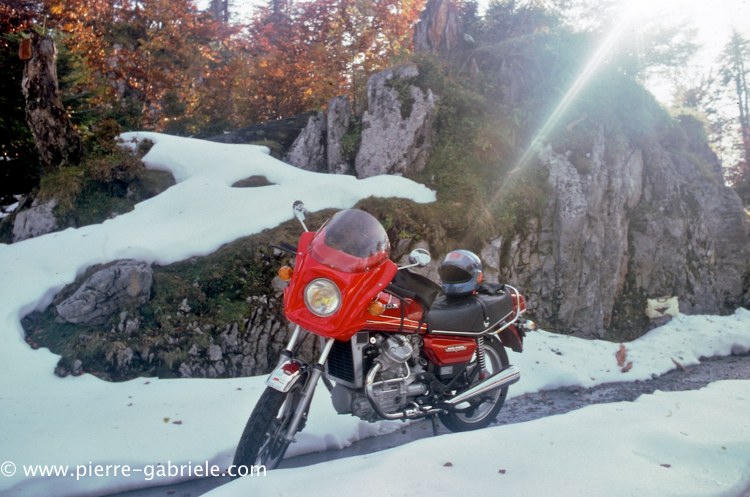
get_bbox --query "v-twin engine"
[328,333,428,421]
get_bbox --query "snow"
[0,132,748,497]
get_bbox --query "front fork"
[265,325,335,444]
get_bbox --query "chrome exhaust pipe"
[443,365,520,407]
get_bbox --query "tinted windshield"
[309,209,390,272]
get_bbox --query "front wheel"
[232,384,304,474]
[438,338,510,432]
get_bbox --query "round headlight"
[304,278,341,317]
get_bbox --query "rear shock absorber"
[476,336,488,380]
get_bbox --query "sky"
[0,133,749,497]
[615,0,750,105]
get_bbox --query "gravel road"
[106,352,750,497]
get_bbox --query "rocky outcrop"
[355,64,438,178]
[205,112,316,152]
[282,65,437,178]
[413,0,462,56]
[284,112,326,171]
[626,140,749,316]
[12,198,58,242]
[483,121,750,339]
[176,295,300,379]
[56,260,153,326]
[326,95,353,175]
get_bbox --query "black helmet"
[438,250,483,296]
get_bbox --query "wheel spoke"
[439,339,510,432]
[233,384,304,473]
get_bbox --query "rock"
[110,345,134,370]
[413,0,462,55]
[178,298,191,314]
[486,120,750,338]
[12,198,58,242]
[208,344,223,362]
[71,359,83,376]
[54,363,69,378]
[284,112,326,171]
[123,317,140,336]
[56,260,153,326]
[178,362,192,378]
[326,95,353,174]
[355,64,438,178]
[204,112,316,153]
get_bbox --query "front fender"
[265,358,307,393]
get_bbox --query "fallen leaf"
[621,361,633,373]
[163,417,170,423]
[616,344,627,367]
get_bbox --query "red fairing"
[283,211,398,341]
[423,336,477,365]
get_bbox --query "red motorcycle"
[233,202,536,471]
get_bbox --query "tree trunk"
[21,33,82,173]
[209,0,230,23]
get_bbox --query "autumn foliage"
[3,0,424,136]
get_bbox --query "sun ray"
[510,5,640,174]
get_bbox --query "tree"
[22,32,83,172]
[38,0,238,133]
[718,30,750,204]
[0,0,42,200]
[674,30,750,206]
[239,0,424,121]
[209,0,230,23]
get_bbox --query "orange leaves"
[241,0,425,120]
[50,3,65,16]
[20,0,426,131]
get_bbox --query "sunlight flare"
[511,6,641,173]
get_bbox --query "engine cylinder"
[381,335,413,365]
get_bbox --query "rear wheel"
[439,338,510,432]
[232,384,304,474]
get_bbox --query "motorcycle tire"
[438,338,510,432]
[232,383,305,474]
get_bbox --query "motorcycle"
[232,202,536,471]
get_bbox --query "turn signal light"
[278,266,293,281]
[367,300,386,316]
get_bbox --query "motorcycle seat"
[426,290,514,336]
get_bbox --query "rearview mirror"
[407,248,431,268]
[292,201,308,231]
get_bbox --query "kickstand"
[430,415,440,436]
